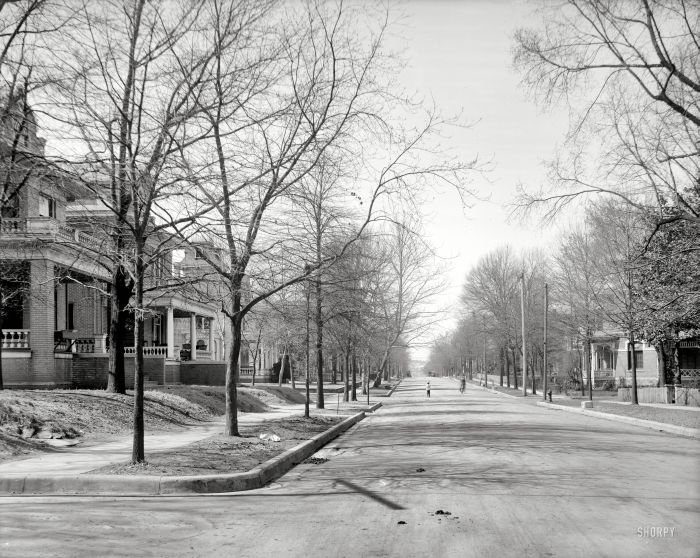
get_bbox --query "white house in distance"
[589,331,659,387]
[589,329,700,388]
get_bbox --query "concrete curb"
[468,381,521,400]
[385,379,401,398]
[537,401,700,439]
[0,411,367,496]
[367,401,383,413]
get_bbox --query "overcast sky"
[394,0,571,361]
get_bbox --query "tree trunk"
[671,340,681,385]
[343,350,350,402]
[510,347,518,390]
[225,282,243,436]
[278,346,287,386]
[351,347,357,401]
[499,345,505,387]
[251,356,257,387]
[131,248,145,464]
[315,277,324,408]
[505,347,511,388]
[331,353,337,384]
[655,341,666,387]
[629,330,639,405]
[107,267,132,394]
[585,337,592,400]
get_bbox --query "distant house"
[589,332,659,387]
[589,330,700,388]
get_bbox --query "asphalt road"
[2,377,698,558]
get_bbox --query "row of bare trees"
[243,211,441,410]
[1,1,476,461]
[427,197,700,403]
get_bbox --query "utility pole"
[520,271,527,396]
[543,283,548,402]
[482,315,487,387]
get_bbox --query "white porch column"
[208,318,214,358]
[166,307,175,359]
[190,313,197,360]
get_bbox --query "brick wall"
[29,260,56,384]
[179,361,277,385]
[1,355,32,387]
[70,354,167,389]
[180,361,227,385]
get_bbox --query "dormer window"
[38,194,56,217]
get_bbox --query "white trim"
[1,351,31,358]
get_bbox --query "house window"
[194,247,205,260]
[153,256,164,279]
[1,192,20,218]
[627,349,643,369]
[38,194,56,217]
[67,303,75,330]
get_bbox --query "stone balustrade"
[124,346,168,357]
[73,338,95,353]
[1,329,30,349]
[0,217,101,249]
[0,218,26,234]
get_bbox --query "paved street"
[2,377,698,558]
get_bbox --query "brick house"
[0,100,229,389]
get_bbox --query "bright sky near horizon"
[395,0,571,363]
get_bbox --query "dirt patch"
[241,385,308,404]
[88,415,342,476]
[0,389,219,463]
[153,385,272,413]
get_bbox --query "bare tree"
[186,1,476,435]
[552,224,608,398]
[461,246,521,386]
[49,0,249,462]
[513,0,700,229]
[364,213,447,387]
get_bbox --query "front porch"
[1,263,225,388]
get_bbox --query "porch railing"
[124,346,168,357]
[0,217,102,249]
[1,329,30,349]
[0,218,26,234]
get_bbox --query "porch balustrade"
[1,329,30,349]
[74,338,95,353]
[0,217,102,249]
[0,218,26,234]
[124,346,168,357]
[681,368,700,378]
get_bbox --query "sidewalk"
[0,394,387,494]
[465,378,700,438]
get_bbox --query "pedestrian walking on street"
[426,380,431,398]
[459,377,465,394]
